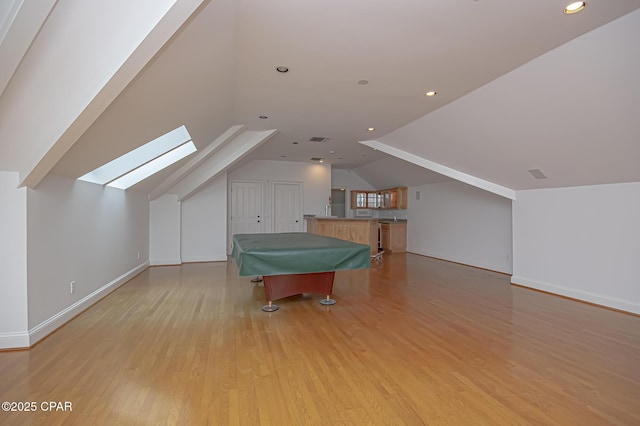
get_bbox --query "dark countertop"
[377,219,408,224]
[305,216,376,221]
[304,215,407,223]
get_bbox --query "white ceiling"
[2,0,640,193]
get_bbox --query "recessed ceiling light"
[329,150,336,154]
[564,1,586,14]
[292,141,298,145]
[358,80,369,85]
[367,127,375,132]
[280,155,286,158]
[425,91,437,97]
[276,66,289,73]
[259,115,268,119]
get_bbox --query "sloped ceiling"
[1,0,639,194]
[375,8,640,191]
[0,0,57,98]
[351,157,451,191]
[50,0,238,192]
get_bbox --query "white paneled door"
[273,182,302,232]
[231,181,263,238]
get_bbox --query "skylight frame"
[78,125,196,189]
[107,141,197,190]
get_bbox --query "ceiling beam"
[148,125,246,201]
[172,129,279,201]
[359,140,516,200]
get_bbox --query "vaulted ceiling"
[1,0,639,195]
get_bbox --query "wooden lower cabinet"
[381,223,406,253]
[306,218,378,255]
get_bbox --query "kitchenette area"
[306,187,408,256]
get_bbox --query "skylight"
[107,141,196,189]
[78,125,196,189]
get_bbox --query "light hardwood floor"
[1,253,639,425]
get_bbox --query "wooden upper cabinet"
[351,190,368,208]
[396,187,408,209]
[351,187,407,209]
[382,190,393,209]
[351,190,380,209]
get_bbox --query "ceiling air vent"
[309,136,330,142]
[310,157,324,162]
[528,169,548,179]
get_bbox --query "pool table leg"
[261,301,279,312]
[319,295,336,305]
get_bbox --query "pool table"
[231,232,370,311]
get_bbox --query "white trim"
[359,140,516,200]
[28,262,149,346]
[0,331,30,350]
[181,255,227,263]
[407,249,511,275]
[150,258,182,266]
[511,275,640,315]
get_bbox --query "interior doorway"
[229,181,263,252]
[273,182,302,232]
[331,188,346,218]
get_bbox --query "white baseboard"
[150,258,182,266]
[0,332,30,350]
[27,262,149,347]
[511,275,640,315]
[407,248,512,275]
[181,254,227,263]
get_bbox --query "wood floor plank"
[1,254,640,425]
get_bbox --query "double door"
[230,181,302,249]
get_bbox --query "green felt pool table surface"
[231,232,371,277]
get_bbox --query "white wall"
[150,174,227,264]
[512,182,640,314]
[149,194,181,265]
[331,169,375,218]
[181,173,227,262]
[407,180,513,274]
[229,160,332,230]
[0,172,29,349]
[26,175,149,344]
